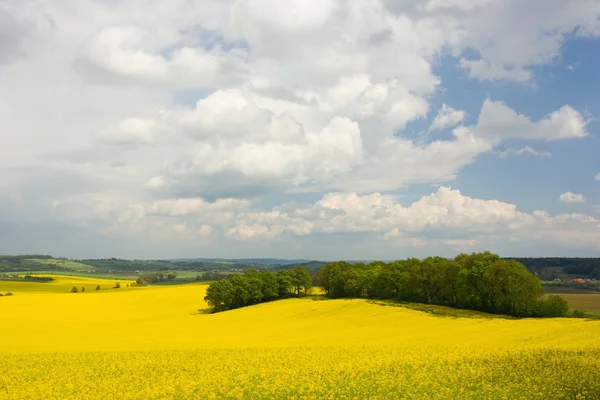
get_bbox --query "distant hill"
[171,258,312,266]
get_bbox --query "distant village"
[554,277,597,283]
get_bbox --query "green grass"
[79,259,176,272]
[367,300,512,319]
[543,280,600,293]
[9,271,138,280]
[27,259,94,272]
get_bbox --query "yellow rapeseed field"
[0,274,135,294]
[1,275,600,399]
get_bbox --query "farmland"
[1,275,600,399]
[0,274,135,294]
[548,293,600,316]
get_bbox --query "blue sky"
[0,0,599,260]
[449,37,600,216]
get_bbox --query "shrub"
[96,285,101,291]
[81,287,86,293]
[0,293,3,297]
[541,295,570,317]
[71,286,78,293]
[4,292,12,296]
[114,282,121,289]
[573,309,587,318]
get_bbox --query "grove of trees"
[204,266,312,312]
[509,257,600,279]
[314,252,569,318]
[136,272,178,285]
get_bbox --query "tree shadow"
[193,307,213,315]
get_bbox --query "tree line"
[509,257,600,279]
[0,274,54,282]
[204,266,312,312]
[136,272,178,285]
[314,252,569,318]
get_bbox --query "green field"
[553,294,600,316]
[8,270,139,280]
[26,259,95,272]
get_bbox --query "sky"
[0,0,599,260]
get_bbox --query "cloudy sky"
[1,0,599,260]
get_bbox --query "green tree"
[230,275,252,308]
[260,271,279,301]
[533,295,570,318]
[276,270,293,298]
[243,269,264,305]
[204,279,235,312]
[313,269,329,294]
[290,265,312,297]
[456,253,499,310]
[96,285,101,291]
[483,259,543,316]
[319,261,349,297]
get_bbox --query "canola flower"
[2,347,600,399]
[1,275,600,399]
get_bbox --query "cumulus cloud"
[476,100,588,141]
[117,94,586,197]
[46,186,599,256]
[428,104,466,131]
[84,25,247,88]
[595,173,600,181]
[559,192,587,203]
[0,0,598,258]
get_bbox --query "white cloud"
[595,173,600,181]
[51,186,598,237]
[448,0,600,81]
[429,104,466,131]
[127,95,586,196]
[460,59,533,83]
[99,117,159,145]
[559,192,587,203]
[84,186,599,254]
[146,197,251,216]
[0,0,598,258]
[84,25,248,88]
[476,100,588,141]
[495,146,551,159]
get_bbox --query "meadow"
[549,293,600,316]
[26,258,96,272]
[1,275,600,399]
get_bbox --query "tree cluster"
[0,274,54,282]
[204,266,312,312]
[195,272,234,282]
[314,252,569,318]
[136,272,177,285]
[510,257,600,279]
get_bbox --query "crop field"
[1,276,600,399]
[552,293,600,316]
[0,274,136,294]
[25,258,96,272]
